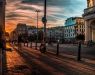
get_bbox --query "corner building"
[64,17,85,42]
[83,0,95,42]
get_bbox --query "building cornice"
[83,6,95,16]
[83,13,95,20]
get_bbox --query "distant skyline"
[5,0,87,33]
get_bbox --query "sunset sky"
[5,0,87,33]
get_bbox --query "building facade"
[47,26,64,43]
[83,0,95,42]
[10,23,37,42]
[10,23,28,42]
[27,26,36,36]
[16,23,28,35]
[64,17,85,42]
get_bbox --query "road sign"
[42,17,47,23]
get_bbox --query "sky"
[5,0,87,33]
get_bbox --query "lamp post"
[41,0,47,52]
[35,10,40,50]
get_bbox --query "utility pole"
[35,10,40,50]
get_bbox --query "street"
[22,43,95,59]
[47,43,95,59]
[2,43,95,75]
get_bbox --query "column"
[93,0,95,5]
[85,21,89,42]
[92,25,95,41]
[85,20,92,42]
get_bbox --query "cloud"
[5,0,87,33]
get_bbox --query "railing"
[84,6,95,14]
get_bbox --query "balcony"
[83,6,95,16]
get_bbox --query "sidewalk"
[11,44,95,75]
[47,50,95,68]
[21,46,95,75]
[0,49,2,75]
[3,45,32,75]
[24,46,95,68]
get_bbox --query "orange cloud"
[5,0,66,33]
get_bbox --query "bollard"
[77,41,81,61]
[56,40,59,56]
[30,42,32,48]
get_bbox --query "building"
[10,29,18,42]
[10,23,27,42]
[64,17,85,42]
[10,23,37,42]
[16,23,28,35]
[46,26,64,43]
[27,26,36,36]
[74,17,85,35]
[83,0,95,42]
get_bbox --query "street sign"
[42,17,47,23]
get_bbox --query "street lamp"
[41,0,47,53]
[35,10,40,50]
